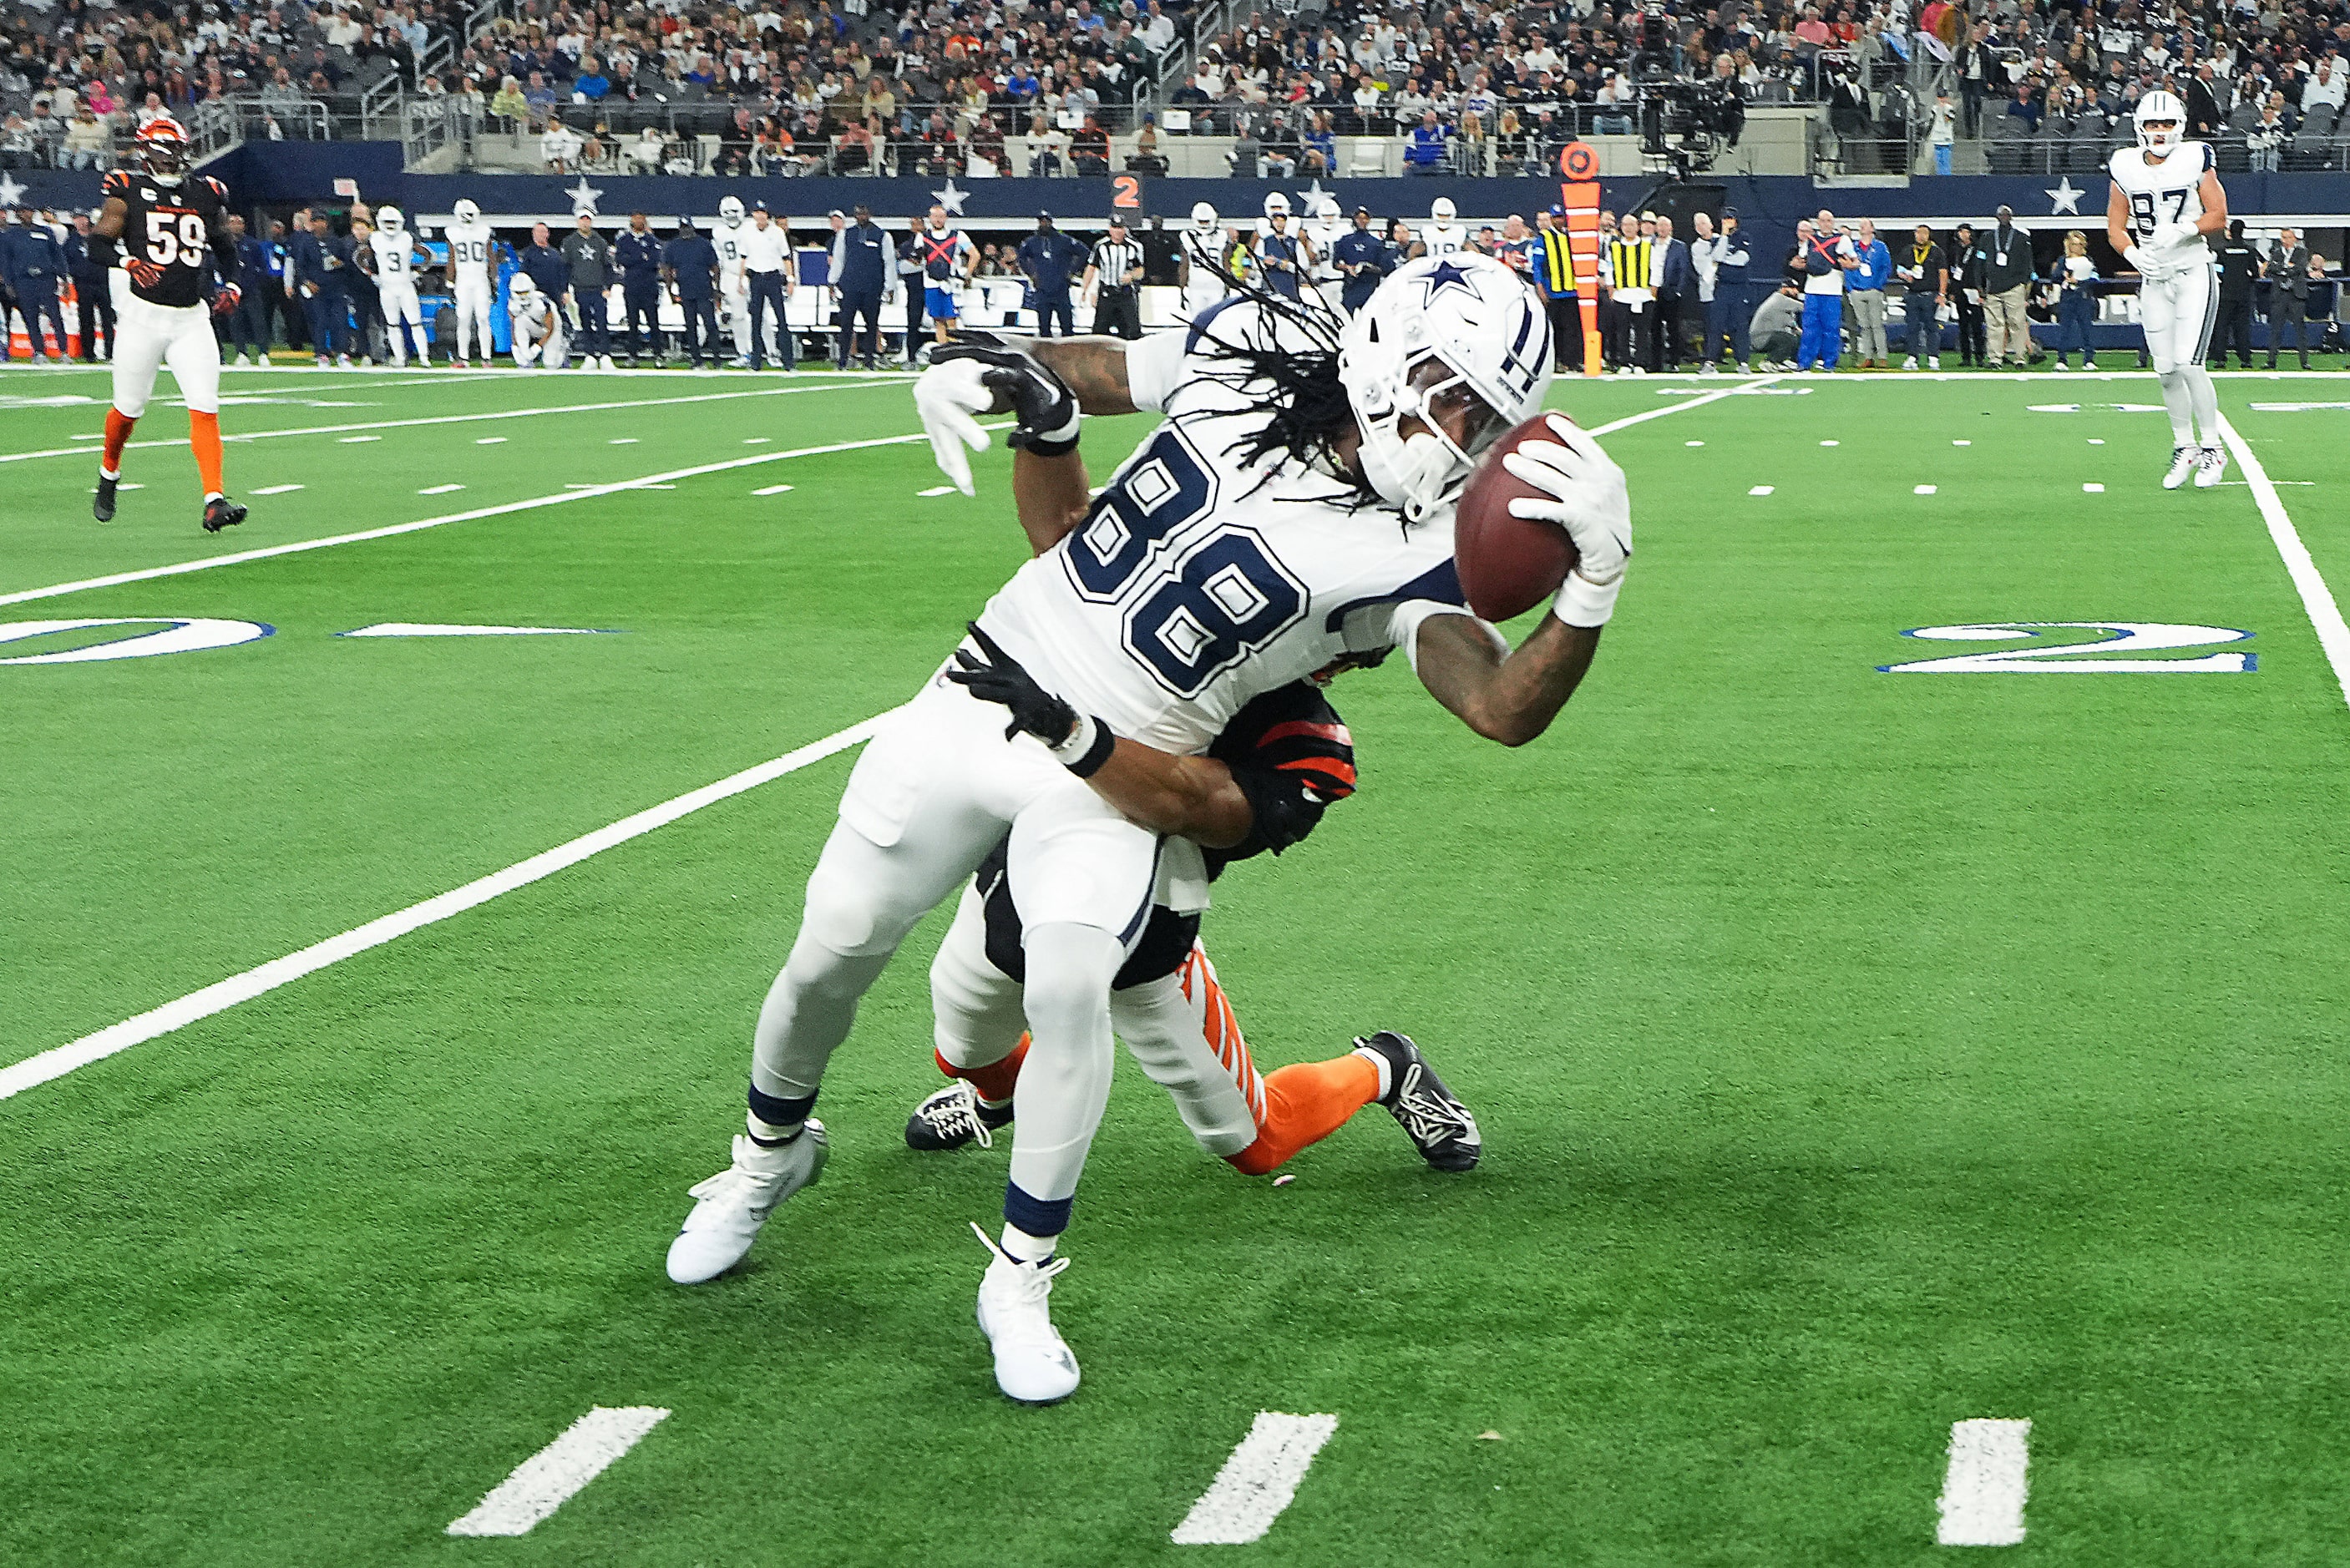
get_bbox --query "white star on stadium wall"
[565,176,604,215]
[2045,176,2084,215]
[930,176,968,215]
[0,170,25,209]
[1294,177,1333,214]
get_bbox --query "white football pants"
[752,665,1165,1222]
[110,292,220,418]
[929,886,1264,1158]
[379,281,428,363]
[513,321,568,369]
[453,280,494,361]
[2141,260,2221,445]
[723,276,752,359]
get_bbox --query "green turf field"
[4,360,2349,1565]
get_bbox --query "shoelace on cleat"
[1390,1064,1471,1150]
[919,1084,994,1149]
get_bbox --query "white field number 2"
[1881,622,2255,673]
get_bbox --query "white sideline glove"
[2149,220,2198,250]
[1499,413,1633,587]
[914,356,995,496]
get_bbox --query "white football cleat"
[664,1125,828,1284]
[2195,444,2227,488]
[972,1223,1080,1404]
[1901,355,1917,370]
[1929,356,1941,369]
[2162,445,2198,490]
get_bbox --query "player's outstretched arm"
[1414,613,1603,748]
[1011,447,1091,556]
[1027,336,1136,415]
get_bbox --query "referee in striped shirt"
[1083,217,1145,340]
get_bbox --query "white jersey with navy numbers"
[447,220,495,291]
[1420,222,1470,256]
[975,301,1461,756]
[2110,140,2215,263]
[509,291,559,337]
[368,229,417,286]
[716,222,748,286]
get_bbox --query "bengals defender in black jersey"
[87,116,249,532]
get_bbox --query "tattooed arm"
[1026,336,1137,415]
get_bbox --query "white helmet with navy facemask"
[2135,89,2186,155]
[719,195,745,227]
[1338,252,1553,523]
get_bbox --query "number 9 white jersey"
[2109,140,2213,253]
[973,301,1464,755]
[717,227,747,288]
[447,219,496,292]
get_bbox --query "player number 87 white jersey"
[2109,140,2213,253]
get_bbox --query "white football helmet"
[719,195,745,227]
[1339,252,1553,522]
[377,205,404,235]
[1192,200,1218,229]
[1264,191,1291,218]
[451,197,481,225]
[2135,89,2185,154]
[1431,196,1457,224]
[509,274,537,301]
[1317,195,1341,221]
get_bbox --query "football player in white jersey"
[505,273,567,368]
[2107,89,2230,488]
[1421,195,1469,257]
[444,197,497,367]
[663,254,1633,1406]
[713,195,752,365]
[1177,200,1231,321]
[1306,194,1349,314]
[367,205,433,367]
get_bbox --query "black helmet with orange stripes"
[136,116,191,186]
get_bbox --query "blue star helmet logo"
[1421,260,1481,306]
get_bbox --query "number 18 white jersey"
[1421,222,1469,256]
[975,301,1462,756]
[2110,141,2215,260]
[447,219,495,292]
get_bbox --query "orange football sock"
[1228,1055,1380,1176]
[190,411,225,498]
[100,407,136,477]
[936,1033,1030,1105]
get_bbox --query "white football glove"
[914,355,995,496]
[1499,413,1632,587]
[2149,219,2198,250]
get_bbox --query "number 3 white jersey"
[446,219,496,292]
[2110,141,2215,256]
[368,229,416,286]
[975,301,1463,755]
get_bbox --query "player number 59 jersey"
[2109,141,2213,251]
[104,168,231,308]
[974,301,1462,756]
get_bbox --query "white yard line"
[0,713,893,1102]
[0,379,908,465]
[0,427,986,610]
[2216,414,2350,714]
[1580,375,1784,435]
[3,387,1754,1100]
[1170,1412,1339,1545]
[1935,1419,2030,1546]
[445,1407,669,1538]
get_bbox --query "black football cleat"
[904,1080,1012,1151]
[202,496,248,534]
[1355,1030,1482,1171]
[93,473,118,522]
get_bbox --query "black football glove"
[931,330,1081,454]
[945,623,1115,775]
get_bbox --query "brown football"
[1454,413,1581,622]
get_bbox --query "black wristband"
[1062,718,1117,778]
[1026,432,1081,457]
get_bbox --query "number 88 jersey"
[973,301,1464,756]
[104,168,232,308]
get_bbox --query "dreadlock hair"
[1172,252,1383,513]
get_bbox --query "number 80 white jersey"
[447,219,496,291]
[2110,140,2214,255]
[974,301,1464,756]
